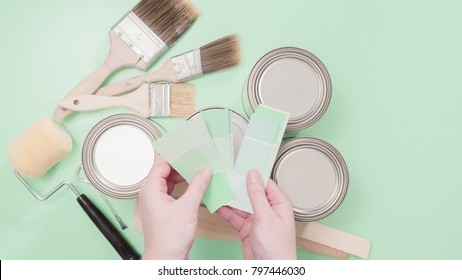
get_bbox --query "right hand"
[217,170,297,259]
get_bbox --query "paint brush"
[54,0,200,120]
[59,83,195,118]
[95,34,241,97]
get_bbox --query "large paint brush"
[54,0,199,120]
[60,83,195,118]
[95,34,241,96]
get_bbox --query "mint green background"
[1,0,462,259]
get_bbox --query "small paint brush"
[59,83,195,118]
[95,34,241,97]
[54,0,200,120]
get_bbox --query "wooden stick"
[295,222,371,259]
[133,198,354,259]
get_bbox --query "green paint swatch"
[228,105,289,213]
[201,109,234,172]
[154,106,288,213]
[154,114,235,212]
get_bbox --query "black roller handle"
[76,194,140,260]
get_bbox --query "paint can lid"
[82,114,163,199]
[247,47,332,131]
[272,137,348,221]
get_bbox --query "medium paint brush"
[54,0,199,120]
[59,83,195,118]
[95,34,241,97]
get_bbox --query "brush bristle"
[132,0,199,46]
[169,83,196,117]
[200,34,241,74]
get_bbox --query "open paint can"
[271,137,348,221]
[80,114,163,199]
[187,107,248,158]
[244,47,332,131]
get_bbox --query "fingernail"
[248,170,261,184]
[201,168,212,183]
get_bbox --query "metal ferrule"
[170,49,203,81]
[112,12,167,66]
[149,83,171,117]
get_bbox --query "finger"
[178,169,212,210]
[153,155,169,168]
[168,168,185,184]
[166,169,185,195]
[144,157,172,194]
[265,179,294,219]
[217,206,245,230]
[166,181,175,195]
[229,207,251,219]
[152,155,171,179]
[150,156,183,195]
[246,170,271,213]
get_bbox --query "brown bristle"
[132,0,200,46]
[200,34,241,74]
[170,83,196,117]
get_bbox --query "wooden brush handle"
[95,60,176,97]
[59,84,149,117]
[53,31,142,120]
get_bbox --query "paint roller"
[8,118,72,177]
[7,110,139,259]
[8,118,140,259]
[6,0,200,258]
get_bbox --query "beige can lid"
[247,47,332,131]
[272,137,348,221]
[82,114,163,199]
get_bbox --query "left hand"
[139,156,212,259]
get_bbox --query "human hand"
[139,156,212,259]
[217,170,296,259]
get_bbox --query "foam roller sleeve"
[8,118,73,177]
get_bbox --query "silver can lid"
[272,137,348,221]
[187,107,248,160]
[82,114,163,199]
[247,47,332,131]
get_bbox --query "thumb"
[246,170,271,213]
[179,168,212,209]
[265,179,294,220]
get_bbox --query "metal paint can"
[244,47,332,131]
[271,137,348,221]
[187,107,248,159]
[81,114,163,199]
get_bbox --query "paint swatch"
[201,109,234,174]
[154,106,288,213]
[228,105,289,213]
[154,113,235,212]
